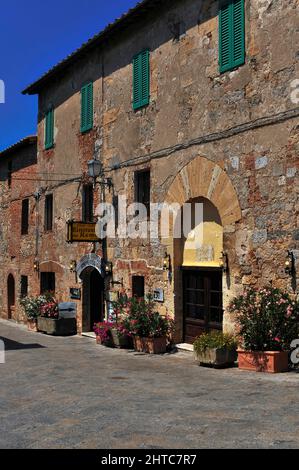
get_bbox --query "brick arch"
[165,156,242,226]
[39,261,64,274]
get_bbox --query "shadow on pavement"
[0,337,46,351]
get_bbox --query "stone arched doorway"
[164,156,242,343]
[7,274,15,320]
[76,254,105,333]
[81,268,105,332]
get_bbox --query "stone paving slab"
[0,319,298,449]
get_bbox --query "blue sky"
[0,0,138,150]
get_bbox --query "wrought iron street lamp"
[87,159,112,189]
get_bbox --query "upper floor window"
[82,184,94,222]
[135,169,150,216]
[81,82,93,133]
[132,50,150,110]
[21,198,29,235]
[45,108,54,149]
[219,0,245,73]
[44,194,53,231]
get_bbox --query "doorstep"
[81,332,96,339]
[176,343,194,353]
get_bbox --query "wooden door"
[183,269,223,343]
[7,274,15,320]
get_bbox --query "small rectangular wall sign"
[70,288,81,300]
[153,288,164,303]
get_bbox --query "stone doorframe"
[163,155,242,341]
[76,254,104,279]
[77,254,105,333]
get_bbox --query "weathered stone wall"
[100,0,299,338]
[0,142,38,322]
[7,0,298,337]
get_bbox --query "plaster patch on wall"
[255,155,268,170]
[207,166,222,200]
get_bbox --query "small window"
[133,50,150,110]
[81,82,93,133]
[20,276,28,299]
[135,169,150,216]
[40,272,55,295]
[45,108,54,149]
[8,161,12,188]
[44,194,53,231]
[219,0,245,73]
[132,276,145,299]
[21,199,29,235]
[82,184,94,222]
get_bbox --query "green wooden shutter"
[45,108,54,149]
[133,55,141,109]
[232,0,245,67]
[219,0,245,73]
[133,50,150,110]
[81,82,93,132]
[81,85,87,131]
[219,2,231,73]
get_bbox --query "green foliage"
[20,296,41,320]
[111,294,174,338]
[229,287,299,352]
[194,331,237,356]
[20,292,57,320]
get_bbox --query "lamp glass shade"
[87,159,102,178]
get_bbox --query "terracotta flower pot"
[237,349,289,373]
[133,336,167,354]
[96,335,102,345]
[27,319,38,332]
[95,334,113,347]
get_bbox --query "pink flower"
[286,306,293,318]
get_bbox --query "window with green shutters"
[81,82,93,133]
[132,50,150,110]
[45,108,54,149]
[219,0,245,73]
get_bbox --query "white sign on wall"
[153,289,164,303]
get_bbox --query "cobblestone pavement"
[0,319,298,449]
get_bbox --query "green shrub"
[194,331,237,356]
[228,287,299,352]
[111,294,175,338]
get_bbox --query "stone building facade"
[0,137,38,322]
[1,0,298,342]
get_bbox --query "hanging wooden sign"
[67,221,100,243]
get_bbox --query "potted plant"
[229,287,299,373]
[109,296,133,349]
[93,322,114,347]
[20,296,40,332]
[193,331,238,368]
[37,292,77,336]
[126,296,174,354]
[110,323,133,349]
